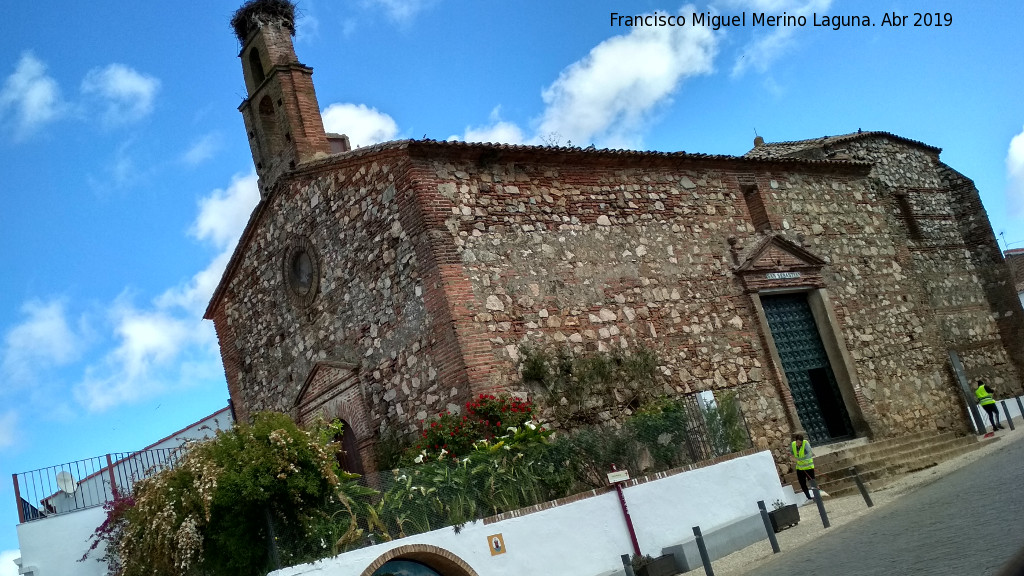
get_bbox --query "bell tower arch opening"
[247,47,266,86]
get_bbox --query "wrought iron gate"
[762,293,854,444]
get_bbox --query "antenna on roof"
[753,128,765,148]
[56,471,78,495]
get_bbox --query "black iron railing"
[12,447,183,523]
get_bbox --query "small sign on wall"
[765,271,801,279]
[488,533,506,556]
[607,469,630,484]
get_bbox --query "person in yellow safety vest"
[791,432,816,501]
[974,380,1003,432]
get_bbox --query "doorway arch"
[360,544,478,576]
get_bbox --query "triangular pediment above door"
[294,360,360,411]
[736,235,826,273]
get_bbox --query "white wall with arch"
[271,450,786,576]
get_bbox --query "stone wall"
[402,143,974,453]
[209,137,1023,474]
[831,136,1024,393]
[210,145,468,461]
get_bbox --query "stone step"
[813,440,986,498]
[813,431,956,468]
[798,437,976,492]
[828,434,977,475]
[782,432,978,489]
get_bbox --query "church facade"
[206,2,1024,474]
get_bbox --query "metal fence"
[12,447,184,523]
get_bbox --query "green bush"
[628,397,693,470]
[519,345,659,427]
[86,413,372,576]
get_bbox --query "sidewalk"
[710,420,1024,576]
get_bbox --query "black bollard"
[849,467,874,507]
[809,478,831,528]
[756,500,781,553]
[1016,397,1024,425]
[1001,401,1016,431]
[621,553,636,576]
[693,526,716,576]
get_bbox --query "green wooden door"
[762,293,854,444]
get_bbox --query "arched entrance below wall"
[371,559,441,576]
[360,544,478,576]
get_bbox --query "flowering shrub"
[375,402,554,540]
[80,487,135,575]
[83,412,373,576]
[412,411,477,459]
[466,394,535,438]
[409,394,540,461]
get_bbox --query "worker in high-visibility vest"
[975,380,1003,432]
[791,432,816,501]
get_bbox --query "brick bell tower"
[232,0,330,198]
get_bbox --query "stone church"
[205,1,1024,474]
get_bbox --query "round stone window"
[283,236,320,308]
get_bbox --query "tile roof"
[744,131,941,159]
[301,137,873,169]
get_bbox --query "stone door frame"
[734,235,871,440]
[751,287,871,440]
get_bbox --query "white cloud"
[322,103,399,147]
[0,412,16,450]
[2,300,84,386]
[189,172,260,250]
[727,0,833,77]
[366,0,432,24]
[0,550,20,576]
[0,52,63,137]
[75,174,259,412]
[81,63,160,124]
[1008,126,1024,217]
[75,298,196,412]
[158,173,259,314]
[183,133,220,166]
[454,107,527,145]
[537,6,718,149]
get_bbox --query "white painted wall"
[14,408,233,576]
[16,507,107,576]
[271,450,785,576]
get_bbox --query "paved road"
[747,435,1024,576]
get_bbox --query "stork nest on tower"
[231,0,297,42]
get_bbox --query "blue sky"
[1,0,1023,565]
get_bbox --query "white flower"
[503,445,511,450]
[439,448,448,457]
[525,421,537,430]
[507,426,518,434]
[414,454,424,464]
[397,474,408,482]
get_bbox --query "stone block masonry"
[206,134,1024,475]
